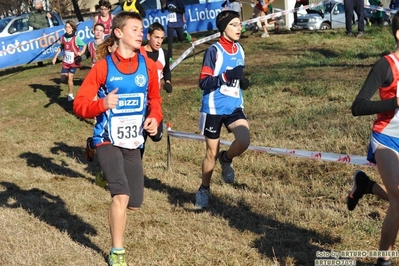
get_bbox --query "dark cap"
[216,10,240,33]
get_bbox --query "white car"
[295,0,357,30]
[0,12,63,38]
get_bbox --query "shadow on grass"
[0,63,45,80]
[49,141,101,178]
[28,82,94,126]
[0,181,106,257]
[18,141,100,183]
[29,83,72,111]
[143,175,341,264]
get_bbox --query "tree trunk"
[71,0,83,21]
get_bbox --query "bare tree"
[49,0,87,18]
[0,0,30,16]
[0,0,87,18]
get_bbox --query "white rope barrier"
[165,125,376,170]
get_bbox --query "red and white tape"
[167,128,376,167]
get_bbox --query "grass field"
[0,25,396,265]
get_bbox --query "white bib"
[167,12,177,23]
[110,114,144,149]
[220,79,240,98]
[64,51,74,64]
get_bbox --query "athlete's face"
[65,23,73,34]
[147,29,165,51]
[94,25,104,39]
[223,18,242,42]
[100,5,110,16]
[116,18,143,50]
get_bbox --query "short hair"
[65,20,77,32]
[392,11,399,42]
[99,0,112,9]
[94,23,105,30]
[148,22,165,35]
[111,11,143,40]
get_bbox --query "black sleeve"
[135,2,146,18]
[351,57,399,116]
[175,0,185,14]
[163,49,172,82]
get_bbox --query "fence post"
[167,122,172,171]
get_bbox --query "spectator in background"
[390,0,399,10]
[29,0,53,66]
[292,0,309,29]
[29,0,52,30]
[369,0,384,25]
[121,0,146,17]
[92,0,113,36]
[344,0,364,37]
[161,0,192,63]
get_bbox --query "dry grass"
[0,26,395,265]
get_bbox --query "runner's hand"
[144,117,158,136]
[163,83,172,93]
[103,88,118,109]
[225,65,244,80]
[240,78,250,90]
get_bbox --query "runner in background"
[161,0,192,63]
[139,22,173,158]
[92,0,114,36]
[195,11,251,210]
[52,20,87,102]
[85,35,118,168]
[87,23,105,67]
[251,0,276,38]
[347,11,399,266]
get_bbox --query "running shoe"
[195,187,210,209]
[184,30,192,42]
[108,249,127,266]
[347,170,370,211]
[261,32,270,38]
[85,137,95,162]
[95,170,107,188]
[218,151,234,183]
[67,94,74,101]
